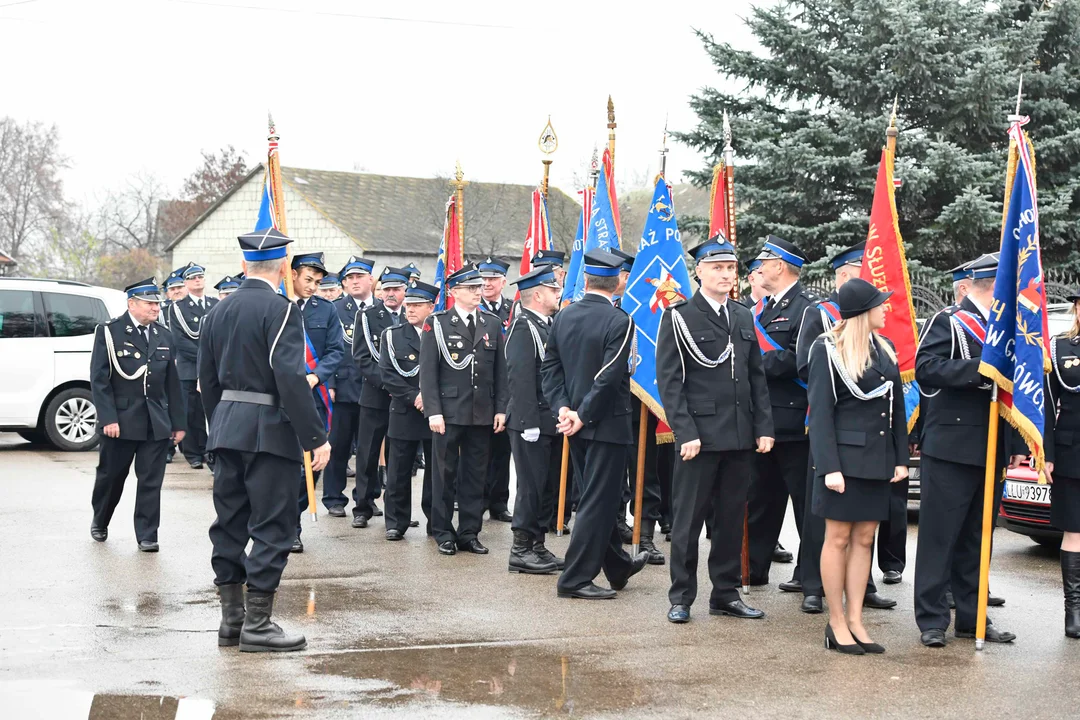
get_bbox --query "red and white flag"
[515,188,551,299]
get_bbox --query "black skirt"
[812,473,890,522]
[1051,474,1080,533]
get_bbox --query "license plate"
[1004,480,1051,505]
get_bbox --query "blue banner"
[561,206,584,305]
[433,227,448,312]
[571,163,619,303]
[619,178,693,422]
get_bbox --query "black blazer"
[90,316,184,441]
[378,322,428,442]
[504,309,558,435]
[169,295,218,381]
[807,336,908,480]
[419,308,508,426]
[352,301,402,410]
[299,296,344,388]
[796,291,840,382]
[757,281,817,441]
[198,278,327,461]
[330,294,369,404]
[540,293,635,445]
[482,295,513,325]
[1046,335,1080,471]
[656,292,773,451]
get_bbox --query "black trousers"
[878,478,908,573]
[385,436,432,534]
[509,431,561,539]
[353,405,389,520]
[323,401,361,510]
[558,438,633,593]
[914,456,993,632]
[179,380,207,461]
[657,441,674,527]
[431,424,491,546]
[91,436,170,542]
[209,449,298,593]
[669,449,753,606]
[485,430,513,514]
[622,410,663,529]
[748,439,809,582]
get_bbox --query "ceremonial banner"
[561,187,592,305]
[434,194,463,312]
[571,152,620,302]
[621,177,692,441]
[708,162,731,239]
[860,146,921,431]
[978,120,1049,469]
[516,189,551,300]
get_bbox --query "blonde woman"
[807,278,908,655]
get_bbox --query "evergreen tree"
[677,0,1080,272]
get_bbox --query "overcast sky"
[1,0,760,205]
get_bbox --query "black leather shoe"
[955,623,1016,643]
[204,454,215,472]
[882,570,902,584]
[801,595,824,614]
[378,465,387,489]
[90,525,107,542]
[863,592,897,609]
[639,535,666,566]
[385,529,404,541]
[609,552,648,591]
[345,465,356,478]
[920,629,947,647]
[710,599,765,619]
[773,544,793,564]
[409,520,419,528]
[437,541,456,556]
[987,593,1006,607]
[557,583,616,600]
[779,578,803,593]
[165,451,173,464]
[532,541,564,570]
[187,458,203,469]
[659,520,672,535]
[290,538,303,554]
[327,506,346,518]
[459,539,489,555]
[372,505,384,517]
[137,540,159,553]
[490,509,513,522]
[351,516,368,529]
[946,590,955,609]
[667,604,690,623]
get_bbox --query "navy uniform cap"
[478,256,511,278]
[446,264,483,289]
[838,277,893,319]
[181,262,205,279]
[689,233,737,264]
[583,249,623,277]
[966,253,999,280]
[319,273,341,288]
[164,272,185,289]
[291,252,327,274]
[405,280,440,304]
[606,247,635,273]
[126,277,163,303]
[532,249,565,267]
[829,241,866,271]
[341,256,375,277]
[214,275,242,292]
[379,266,410,288]
[511,267,560,291]
[1067,287,1080,303]
[237,227,292,262]
[405,262,421,280]
[747,258,763,273]
[756,235,808,268]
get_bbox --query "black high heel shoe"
[853,637,885,654]
[825,624,866,655]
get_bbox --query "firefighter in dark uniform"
[89,278,186,551]
[657,237,774,623]
[378,280,439,540]
[421,265,509,556]
[746,235,817,585]
[159,271,186,464]
[200,228,330,653]
[323,257,376,516]
[351,266,408,528]
[290,252,344,553]
[317,272,342,302]
[793,242,895,613]
[215,275,242,299]
[477,256,514,522]
[532,249,566,288]
[169,262,218,469]
[541,250,648,599]
[504,267,564,575]
[405,263,422,281]
[913,255,1017,647]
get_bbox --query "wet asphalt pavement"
[2,434,1078,719]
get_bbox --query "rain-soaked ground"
[2,433,1078,719]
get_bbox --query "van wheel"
[44,388,100,451]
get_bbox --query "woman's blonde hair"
[827,312,897,381]
[1066,300,1080,340]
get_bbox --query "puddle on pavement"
[0,687,217,720]
[311,641,648,715]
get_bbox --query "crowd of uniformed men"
[86,225,1080,654]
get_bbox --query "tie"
[465,314,475,334]
[763,297,775,314]
[297,299,304,311]
[717,306,729,333]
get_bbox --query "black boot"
[217,584,245,647]
[1062,550,1080,639]
[533,534,564,570]
[639,524,666,566]
[239,590,306,653]
[616,509,633,545]
[509,530,557,574]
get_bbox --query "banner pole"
[631,402,648,556]
[976,384,1000,651]
[556,438,569,537]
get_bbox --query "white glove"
[522,427,540,443]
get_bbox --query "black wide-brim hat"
[838,277,893,319]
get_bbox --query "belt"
[221,390,280,407]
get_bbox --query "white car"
[0,278,128,450]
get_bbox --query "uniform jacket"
[90,315,184,441]
[504,308,558,435]
[807,336,908,480]
[796,291,840,382]
[419,307,508,426]
[482,295,513,326]
[757,281,816,441]
[352,300,403,410]
[331,294,372,404]
[299,295,344,389]
[198,278,327,461]
[170,294,218,380]
[540,293,635,445]
[656,291,773,452]
[378,322,428,442]
[1045,335,1080,470]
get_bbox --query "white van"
[0,278,128,450]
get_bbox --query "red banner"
[516,189,550,299]
[708,163,729,239]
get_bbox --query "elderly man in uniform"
[541,250,648,599]
[421,265,509,556]
[317,272,342,302]
[170,262,218,469]
[200,228,331,653]
[475,256,515,522]
[89,278,185,551]
[290,252,344,553]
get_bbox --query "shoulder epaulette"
[105,316,121,325]
[668,299,689,310]
[478,307,499,318]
